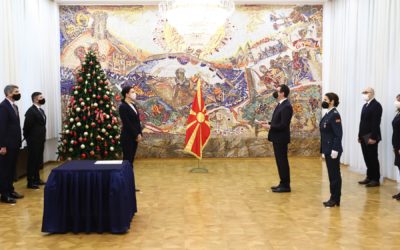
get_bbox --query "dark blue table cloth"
[42,160,137,234]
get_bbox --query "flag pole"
[190,104,208,174]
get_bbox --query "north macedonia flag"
[184,78,210,159]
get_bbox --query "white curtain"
[323,0,400,181]
[0,0,61,161]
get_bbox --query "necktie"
[39,107,46,120]
[12,104,19,117]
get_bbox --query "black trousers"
[26,140,45,184]
[0,148,18,196]
[360,142,380,181]
[324,153,342,203]
[122,139,138,165]
[395,148,400,168]
[273,143,290,188]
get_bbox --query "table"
[42,160,137,234]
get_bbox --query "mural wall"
[59,5,323,158]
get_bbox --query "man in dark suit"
[262,84,293,192]
[23,92,47,189]
[358,87,383,187]
[119,86,142,192]
[0,85,24,203]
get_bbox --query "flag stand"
[190,159,208,173]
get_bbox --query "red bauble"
[75,117,80,122]
[96,95,101,100]
[83,116,87,121]
[91,122,96,128]
[89,151,95,156]
[69,131,73,135]
[73,141,78,145]
[104,142,108,147]
[77,86,81,90]
[81,153,87,159]
[78,137,83,142]
[78,77,83,82]
[89,61,94,65]
[79,98,83,102]
[103,151,108,156]
[103,95,109,100]
[88,89,92,93]
[83,138,87,142]
[107,124,112,129]
[96,146,101,151]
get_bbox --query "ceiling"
[54,0,328,5]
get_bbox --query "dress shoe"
[1,196,16,204]
[358,178,371,185]
[35,179,46,185]
[392,193,400,199]
[365,180,380,187]
[272,187,291,193]
[10,191,24,199]
[270,185,280,190]
[323,200,340,207]
[27,183,40,189]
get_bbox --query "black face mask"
[12,94,21,101]
[38,99,46,105]
[321,101,329,109]
[272,91,279,99]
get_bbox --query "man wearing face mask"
[262,84,293,193]
[358,87,383,187]
[0,85,24,203]
[23,92,47,189]
[320,93,343,207]
[391,94,400,200]
[119,86,142,192]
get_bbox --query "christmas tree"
[58,50,121,160]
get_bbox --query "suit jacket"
[320,108,343,154]
[392,112,400,150]
[358,98,382,141]
[268,99,293,144]
[23,105,46,143]
[119,101,142,143]
[0,99,22,149]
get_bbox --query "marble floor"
[0,157,400,250]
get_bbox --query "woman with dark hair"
[320,92,343,207]
[119,86,142,191]
[392,94,400,200]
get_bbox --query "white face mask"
[395,100,400,109]
[363,94,370,101]
[129,93,137,100]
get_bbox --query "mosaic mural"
[59,5,323,158]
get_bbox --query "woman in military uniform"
[320,92,343,207]
[392,94,400,200]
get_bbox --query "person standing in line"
[320,92,343,207]
[23,92,47,189]
[119,86,142,192]
[358,87,382,187]
[0,85,24,203]
[391,94,400,200]
[262,84,293,193]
